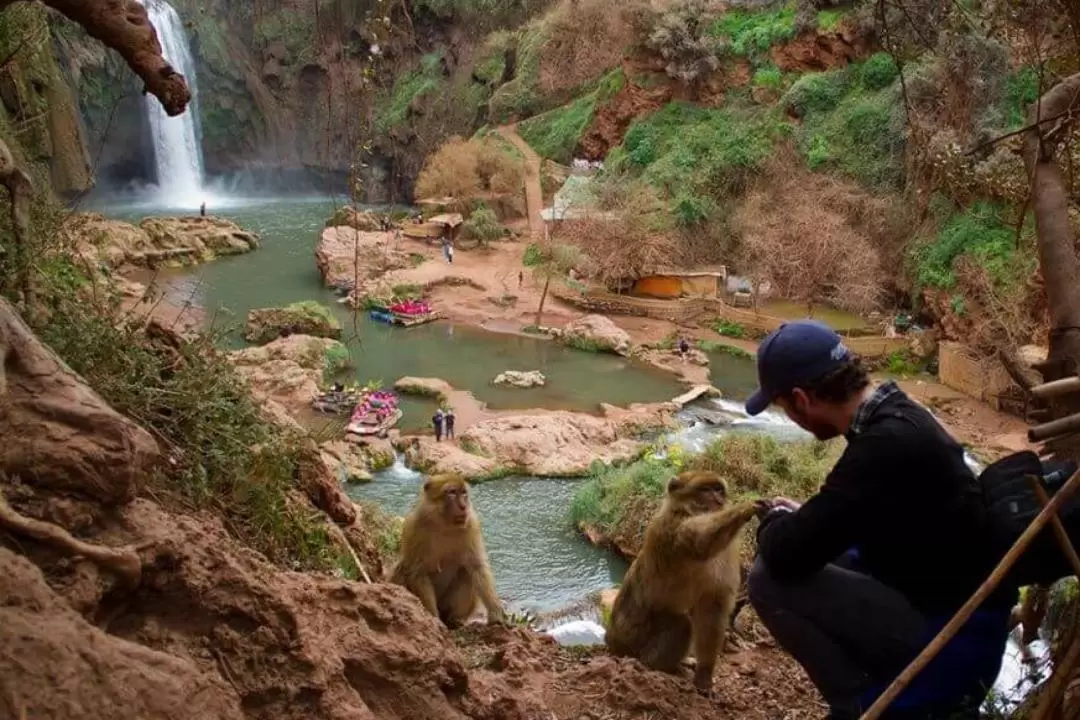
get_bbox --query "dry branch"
[0,488,141,587]
[0,0,191,115]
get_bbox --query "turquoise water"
[348,463,627,614]
[104,197,684,432]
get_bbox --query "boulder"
[561,315,632,356]
[393,376,453,401]
[138,216,259,263]
[459,412,643,477]
[0,298,161,504]
[493,370,546,388]
[297,440,358,525]
[229,335,345,415]
[325,206,383,231]
[400,437,499,479]
[315,226,411,291]
[245,301,342,345]
[600,401,678,435]
[66,212,154,268]
[320,440,375,483]
[0,547,245,720]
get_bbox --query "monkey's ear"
[667,475,686,494]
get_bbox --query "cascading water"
[140,0,205,208]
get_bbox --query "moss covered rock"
[245,301,342,345]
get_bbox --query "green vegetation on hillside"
[617,101,790,207]
[784,54,905,191]
[911,200,1036,294]
[518,69,624,162]
[709,1,797,57]
[375,52,447,133]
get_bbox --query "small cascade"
[382,452,422,482]
[140,0,205,208]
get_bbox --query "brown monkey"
[388,474,506,627]
[605,470,758,692]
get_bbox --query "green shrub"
[783,69,851,116]
[374,52,445,133]
[701,341,751,359]
[711,318,746,338]
[859,52,899,91]
[463,205,504,244]
[709,1,797,56]
[1000,66,1040,131]
[564,334,606,353]
[752,65,783,90]
[518,93,597,163]
[911,201,1035,293]
[323,343,351,380]
[884,350,920,376]
[522,242,544,266]
[816,9,845,30]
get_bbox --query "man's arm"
[756,434,894,581]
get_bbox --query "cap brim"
[745,389,771,416]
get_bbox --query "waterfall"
[140,0,205,207]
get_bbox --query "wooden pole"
[859,467,1080,720]
[1026,476,1080,720]
[1028,412,1080,442]
[1031,376,1080,399]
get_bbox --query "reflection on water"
[349,468,628,614]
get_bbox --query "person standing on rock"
[445,407,456,440]
[678,337,690,361]
[199,201,206,217]
[432,408,444,442]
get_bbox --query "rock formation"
[320,440,376,484]
[315,227,411,292]
[245,302,343,345]
[67,213,260,269]
[399,436,500,479]
[229,334,345,416]
[493,370,546,388]
[0,298,161,504]
[325,206,383,231]
[561,314,632,356]
[393,376,454,401]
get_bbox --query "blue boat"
[369,309,395,324]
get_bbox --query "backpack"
[978,450,1080,588]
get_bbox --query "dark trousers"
[747,554,928,718]
[446,421,455,439]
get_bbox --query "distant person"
[199,201,206,217]
[432,409,445,442]
[445,408,456,440]
[447,242,454,264]
[678,337,690,361]
[518,270,524,289]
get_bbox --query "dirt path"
[496,125,544,237]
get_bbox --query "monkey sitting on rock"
[605,470,760,692]
[388,474,506,627]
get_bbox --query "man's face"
[775,389,841,441]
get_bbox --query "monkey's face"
[668,471,728,514]
[440,482,472,526]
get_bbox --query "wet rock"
[245,301,342,345]
[320,440,374,484]
[315,226,411,291]
[0,547,244,720]
[600,401,678,435]
[325,206,383,231]
[399,436,499,479]
[0,298,160,504]
[560,315,632,356]
[230,335,345,416]
[393,376,453,401]
[459,412,643,477]
[139,216,259,262]
[493,370,546,388]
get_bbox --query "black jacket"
[757,387,1015,615]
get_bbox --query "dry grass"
[537,0,640,93]
[415,135,525,207]
[734,152,889,317]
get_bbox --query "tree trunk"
[535,273,552,328]
[0,138,34,306]
[1024,72,1080,460]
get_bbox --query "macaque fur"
[606,471,757,691]
[388,474,506,627]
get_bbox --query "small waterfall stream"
[140,0,205,207]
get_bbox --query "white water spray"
[140,0,205,208]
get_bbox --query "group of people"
[432,407,456,442]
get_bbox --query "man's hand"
[753,499,773,518]
[770,496,802,512]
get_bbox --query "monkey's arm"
[406,571,440,617]
[676,503,758,560]
[472,556,506,623]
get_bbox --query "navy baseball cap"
[745,320,851,416]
